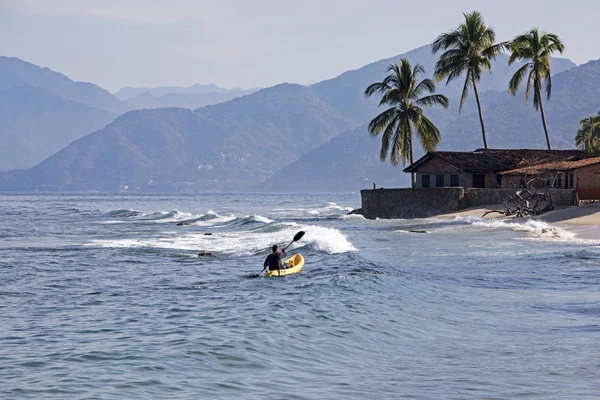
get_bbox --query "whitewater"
[1,193,600,399]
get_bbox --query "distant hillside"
[264,58,600,192]
[311,45,576,125]
[0,45,584,192]
[114,84,255,100]
[0,85,116,170]
[440,58,600,151]
[122,88,256,111]
[0,57,123,113]
[261,125,411,192]
[0,84,352,191]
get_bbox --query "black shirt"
[264,251,286,270]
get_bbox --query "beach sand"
[436,203,600,240]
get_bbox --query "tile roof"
[500,157,600,175]
[404,149,596,173]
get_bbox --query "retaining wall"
[359,188,577,219]
[360,188,464,219]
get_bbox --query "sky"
[1,0,599,93]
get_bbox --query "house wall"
[576,164,600,199]
[502,171,578,190]
[412,157,502,189]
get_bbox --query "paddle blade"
[293,231,305,242]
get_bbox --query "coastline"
[435,203,600,240]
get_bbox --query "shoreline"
[434,203,600,240]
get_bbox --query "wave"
[471,218,576,241]
[276,202,356,219]
[103,209,140,218]
[88,221,357,255]
[342,214,366,221]
[417,215,580,242]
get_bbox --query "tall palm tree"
[432,11,507,150]
[508,28,565,150]
[575,113,600,153]
[364,58,448,186]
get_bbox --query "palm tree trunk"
[471,77,488,150]
[410,147,415,188]
[538,93,552,150]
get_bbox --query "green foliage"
[432,10,507,149]
[364,59,448,185]
[508,28,566,149]
[575,112,600,153]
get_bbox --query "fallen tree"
[482,177,555,218]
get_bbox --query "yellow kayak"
[265,254,304,277]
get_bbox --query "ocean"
[1,193,599,399]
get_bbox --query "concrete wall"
[360,188,464,219]
[360,188,577,219]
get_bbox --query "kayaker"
[264,245,287,271]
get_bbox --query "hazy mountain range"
[2,45,599,192]
[0,57,256,170]
[115,84,258,112]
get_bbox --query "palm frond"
[508,63,529,95]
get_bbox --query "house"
[403,149,600,197]
[501,157,600,200]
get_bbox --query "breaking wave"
[88,221,356,255]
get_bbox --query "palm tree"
[432,11,507,150]
[364,58,448,186]
[575,113,600,153]
[508,28,565,150]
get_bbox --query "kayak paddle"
[251,231,305,277]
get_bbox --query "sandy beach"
[436,203,600,240]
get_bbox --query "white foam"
[192,213,236,226]
[342,214,366,220]
[88,222,357,255]
[307,210,320,215]
[249,215,274,224]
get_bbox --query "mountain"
[264,58,600,192]
[1,84,352,191]
[0,45,585,192]
[440,58,600,151]
[121,88,257,111]
[0,57,123,113]
[0,85,116,170]
[114,84,255,100]
[311,44,576,125]
[261,124,411,192]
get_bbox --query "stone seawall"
[360,188,464,219]
[359,188,577,219]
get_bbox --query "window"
[473,174,485,188]
[436,175,445,187]
[557,174,562,188]
[421,175,430,188]
[569,173,574,188]
[496,174,502,187]
[450,174,459,187]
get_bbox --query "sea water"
[1,193,600,399]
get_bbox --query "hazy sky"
[1,0,598,92]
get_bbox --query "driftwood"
[483,177,555,219]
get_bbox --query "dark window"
[450,174,459,186]
[557,175,562,188]
[421,175,430,188]
[570,173,574,188]
[496,174,502,187]
[436,175,445,187]
[473,174,485,188]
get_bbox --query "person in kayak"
[264,245,287,270]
